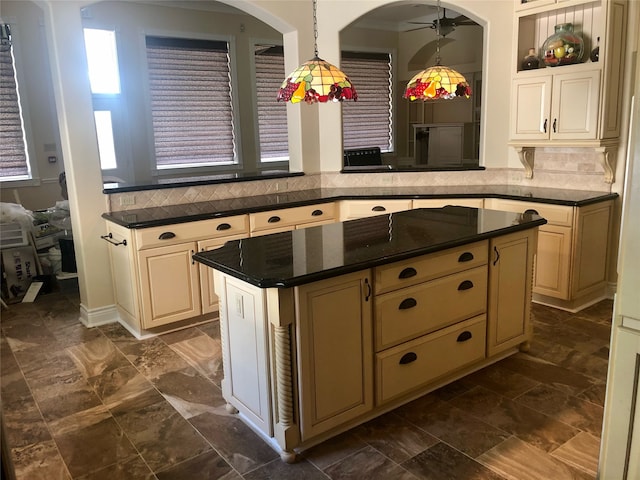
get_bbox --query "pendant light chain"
[435,0,442,66]
[312,0,319,58]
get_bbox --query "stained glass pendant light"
[277,0,357,104]
[404,0,471,101]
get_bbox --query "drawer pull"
[312,209,323,216]
[524,209,539,216]
[458,252,474,262]
[216,223,231,231]
[268,216,281,223]
[158,232,176,240]
[457,331,473,342]
[398,298,417,310]
[398,267,417,279]
[457,280,474,291]
[399,352,417,365]
[372,206,386,212]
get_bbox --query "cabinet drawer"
[340,200,413,220]
[485,199,573,227]
[250,203,335,232]
[375,241,488,294]
[135,215,249,249]
[376,315,486,404]
[375,266,487,351]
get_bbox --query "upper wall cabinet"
[509,0,628,183]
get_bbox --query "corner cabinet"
[510,0,628,183]
[104,215,250,336]
[484,198,614,311]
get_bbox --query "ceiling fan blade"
[451,15,477,25]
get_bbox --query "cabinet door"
[105,225,139,325]
[198,234,246,315]
[551,70,600,140]
[488,229,536,357]
[138,242,200,329]
[533,225,572,299]
[296,270,373,440]
[511,76,552,140]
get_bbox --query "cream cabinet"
[484,198,613,311]
[250,203,336,236]
[105,215,249,336]
[510,0,628,183]
[138,241,200,329]
[296,270,373,440]
[339,199,413,220]
[510,70,600,141]
[487,229,536,356]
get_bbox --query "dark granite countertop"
[103,185,617,229]
[192,206,547,288]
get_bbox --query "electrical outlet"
[119,195,135,206]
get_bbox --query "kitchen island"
[193,206,546,462]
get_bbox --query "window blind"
[0,33,30,179]
[341,52,393,152]
[145,36,236,169]
[255,46,288,162]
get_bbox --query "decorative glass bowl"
[541,23,584,67]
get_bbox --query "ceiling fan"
[406,9,476,37]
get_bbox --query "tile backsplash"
[107,149,612,211]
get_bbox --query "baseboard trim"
[79,303,119,328]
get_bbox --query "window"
[0,23,31,180]
[254,45,288,162]
[145,36,236,169]
[83,28,121,172]
[341,51,393,152]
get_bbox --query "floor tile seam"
[302,443,372,472]
[548,439,600,477]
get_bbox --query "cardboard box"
[1,246,37,301]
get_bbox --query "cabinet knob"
[311,209,323,216]
[457,280,474,291]
[524,209,538,216]
[398,298,417,310]
[158,232,176,240]
[398,267,417,279]
[457,331,473,342]
[371,206,386,212]
[399,352,417,365]
[268,216,281,223]
[458,252,474,262]
[216,223,231,231]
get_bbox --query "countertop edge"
[103,190,616,229]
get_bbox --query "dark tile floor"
[1,287,612,479]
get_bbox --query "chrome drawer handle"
[458,252,474,262]
[312,209,323,216]
[458,280,474,291]
[159,232,176,240]
[398,267,417,279]
[457,331,472,342]
[216,223,231,231]
[399,352,417,365]
[268,216,281,223]
[372,206,386,212]
[398,298,417,310]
